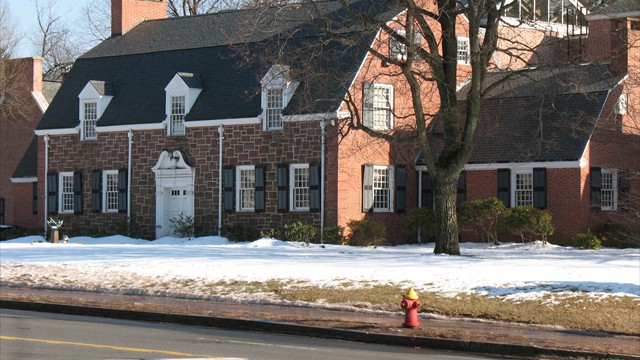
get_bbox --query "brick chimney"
[4,57,43,93]
[111,0,166,37]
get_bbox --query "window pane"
[83,102,97,139]
[515,172,533,206]
[601,170,616,210]
[170,95,185,135]
[373,86,390,130]
[457,37,469,64]
[105,172,119,212]
[267,88,283,129]
[293,166,309,210]
[239,168,255,210]
[373,167,390,210]
[61,174,74,212]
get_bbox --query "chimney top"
[111,0,166,37]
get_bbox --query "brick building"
[33,0,638,244]
[0,57,60,228]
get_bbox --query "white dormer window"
[363,82,394,130]
[261,64,299,131]
[164,73,202,136]
[457,37,470,64]
[78,80,113,140]
[170,95,186,135]
[82,101,98,140]
[389,29,422,61]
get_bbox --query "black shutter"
[47,172,58,214]
[362,164,373,212]
[223,166,235,212]
[255,165,265,212]
[395,165,407,212]
[0,198,4,225]
[619,170,630,211]
[497,169,510,207]
[421,171,433,209]
[456,171,466,207]
[277,164,289,212]
[91,170,102,212]
[532,168,546,209]
[32,182,38,214]
[117,168,127,213]
[590,167,601,209]
[73,172,83,214]
[309,164,321,212]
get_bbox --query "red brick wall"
[0,58,43,228]
[111,0,166,36]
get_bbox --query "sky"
[7,0,93,57]
[1,236,639,305]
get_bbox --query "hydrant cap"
[405,287,419,300]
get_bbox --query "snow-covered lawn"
[1,235,639,305]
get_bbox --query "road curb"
[1,299,638,360]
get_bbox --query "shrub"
[501,206,554,244]
[458,197,506,244]
[0,226,43,241]
[169,213,195,239]
[403,207,436,243]
[574,232,601,250]
[594,222,629,247]
[282,221,318,245]
[223,224,259,242]
[322,226,346,245]
[347,219,386,247]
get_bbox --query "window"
[389,29,422,60]
[457,37,470,64]
[236,166,255,211]
[32,182,38,214]
[290,164,310,211]
[601,169,617,210]
[103,170,119,213]
[170,95,186,135]
[59,172,74,214]
[504,0,587,26]
[514,171,533,206]
[363,83,394,130]
[82,101,97,140]
[363,164,394,212]
[266,88,284,130]
[615,94,627,115]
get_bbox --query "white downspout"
[127,130,133,222]
[320,120,326,244]
[217,125,224,237]
[43,134,49,239]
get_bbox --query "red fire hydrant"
[401,287,421,327]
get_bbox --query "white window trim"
[168,93,186,136]
[511,169,533,207]
[103,170,119,213]
[290,163,310,212]
[81,100,98,140]
[236,165,256,212]
[457,36,470,65]
[601,168,618,211]
[265,87,284,131]
[389,29,422,61]
[260,64,299,131]
[373,165,394,212]
[59,172,74,214]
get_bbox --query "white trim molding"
[34,128,80,136]
[10,177,38,183]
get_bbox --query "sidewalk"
[1,286,638,359]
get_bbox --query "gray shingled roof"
[422,64,624,165]
[589,0,640,17]
[37,0,403,130]
[12,136,38,179]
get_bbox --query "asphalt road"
[0,309,513,359]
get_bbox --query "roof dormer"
[260,64,299,131]
[164,72,203,136]
[78,80,113,140]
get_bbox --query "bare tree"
[28,0,81,81]
[0,2,27,120]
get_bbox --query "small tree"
[169,213,195,239]
[501,206,554,244]
[458,197,506,244]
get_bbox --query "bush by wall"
[346,219,387,247]
[501,206,554,244]
[574,232,602,249]
[403,207,436,244]
[458,197,506,244]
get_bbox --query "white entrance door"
[163,187,192,236]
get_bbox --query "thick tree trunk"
[433,172,461,255]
